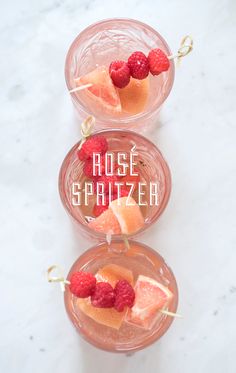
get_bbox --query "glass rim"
[64,17,175,125]
[58,128,172,240]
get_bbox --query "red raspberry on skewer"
[92,202,109,217]
[112,189,129,200]
[91,282,116,308]
[69,271,96,298]
[148,48,170,76]
[77,136,108,161]
[114,279,135,312]
[94,174,119,194]
[83,153,118,179]
[109,60,131,88]
[128,51,149,80]
[83,159,97,179]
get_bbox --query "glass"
[64,240,178,352]
[58,129,171,241]
[65,18,175,131]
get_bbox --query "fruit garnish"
[70,36,192,102]
[92,195,110,217]
[77,265,135,329]
[93,174,131,195]
[119,166,140,190]
[126,275,173,330]
[77,297,126,330]
[92,201,109,217]
[127,51,149,80]
[83,159,98,179]
[94,175,119,194]
[69,271,96,298]
[91,282,116,308]
[83,153,119,179]
[89,196,144,235]
[114,280,135,312]
[109,60,131,88]
[118,77,149,114]
[96,264,134,287]
[77,147,86,161]
[77,135,108,161]
[92,190,130,217]
[148,48,170,76]
[76,66,122,113]
[109,196,144,235]
[88,208,122,234]
[112,189,130,199]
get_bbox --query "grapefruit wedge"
[109,196,144,235]
[88,196,144,235]
[118,77,149,115]
[76,66,121,113]
[96,264,134,287]
[88,208,121,235]
[126,275,173,330]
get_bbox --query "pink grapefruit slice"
[96,264,134,287]
[88,208,121,235]
[118,77,149,115]
[88,196,144,235]
[126,275,173,330]
[76,66,121,113]
[109,196,144,235]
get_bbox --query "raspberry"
[77,136,108,161]
[92,201,109,217]
[148,48,170,76]
[83,153,118,179]
[92,194,109,217]
[77,147,87,161]
[112,189,129,200]
[83,159,97,179]
[69,271,96,298]
[128,51,149,80]
[94,175,119,194]
[114,280,135,312]
[91,282,115,308]
[109,60,131,88]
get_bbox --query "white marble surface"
[0,0,236,372]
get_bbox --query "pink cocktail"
[64,240,178,352]
[65,18,174,131]
[58,129,171,240]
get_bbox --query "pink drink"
[58,130,171,240]
[65,18,175,131]
[64,240,178,352]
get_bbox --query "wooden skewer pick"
[69,83,93,94]
[47,265,70,292]
[160,309,183,318]
[168,35,193,63]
